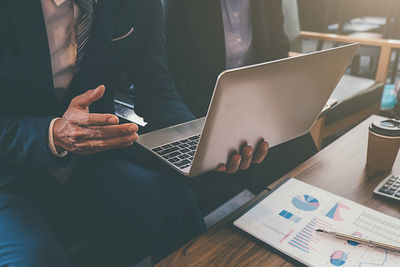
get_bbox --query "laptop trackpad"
[137,117,205,149]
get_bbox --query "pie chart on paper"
[330,250,348,266]
[291,194,320,211]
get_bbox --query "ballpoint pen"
[316,229,400,253]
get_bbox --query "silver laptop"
[137,44,359,177]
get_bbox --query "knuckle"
[262,142,269,150]
[71,96,79,104]
[102,116,110,124]
[69,130,78,138]
[125,139,133,146]
[69,137,79,145]
[64,112,76,123]
[124,126,133,134]
[131,133,138,142]
[94,130,102,138]
[81,116,91,125]
[70,129,82,139]
[244,147,253,157]
[98,141,107,148]
[87,130,99,139]
[233,154,241,162]
[87,131,95,139]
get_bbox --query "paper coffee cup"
[366,128,400,171]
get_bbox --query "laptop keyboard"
[151,134,200,170]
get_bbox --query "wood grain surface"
[157,115,400,267]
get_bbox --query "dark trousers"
[0,150,205,267]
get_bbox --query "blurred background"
[272,0,400,149]
[296,0,400,82]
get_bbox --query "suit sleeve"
[0,116,58,169]
[0,4,59,173]
[125,0,195,132]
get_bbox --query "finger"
[69,111,119,126]
[215,165,227,172]
[69,85,105,109]
[239,146,253,171]
[252,142,269,164]
[72,133,138,154]
[226,154,241,174]
[72,124,138,140]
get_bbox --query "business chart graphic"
[355,249,400,267]
[347,232,363,246]
[326,202,350,221]
[292,194,320,211]
[234,179,400,267]
[330,250,348,266]
[353,212,400,245]
[288,217,334,253]
[279,210,302,223]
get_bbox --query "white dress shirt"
[220,0,254,69]
[41,0,80,157]
[41,0,79,98]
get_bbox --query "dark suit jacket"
[0,0,194,186]
[165,0,290,117]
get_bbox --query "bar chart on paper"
[234,178,400,267]
[288,217,335,253]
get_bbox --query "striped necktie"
[74,0,95,74]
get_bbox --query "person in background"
[165,0,317,206]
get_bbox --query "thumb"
[69,85,105,109]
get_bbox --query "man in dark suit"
[0,0,272,265]
[0,0,207,265]
[165,0,317,205]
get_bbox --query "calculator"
[373,174,400,199]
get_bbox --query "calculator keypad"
[377,175,400,196]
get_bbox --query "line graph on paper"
[353,249,400,267]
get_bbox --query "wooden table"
[156,115,400,267]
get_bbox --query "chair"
[282,0,400,149]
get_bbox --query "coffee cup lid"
[369,119,400,137]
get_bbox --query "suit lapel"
[7,0,55,97]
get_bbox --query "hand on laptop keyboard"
[215,141,269,174]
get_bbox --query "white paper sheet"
[234,178,400,266]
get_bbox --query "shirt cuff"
[48,118,68,158]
